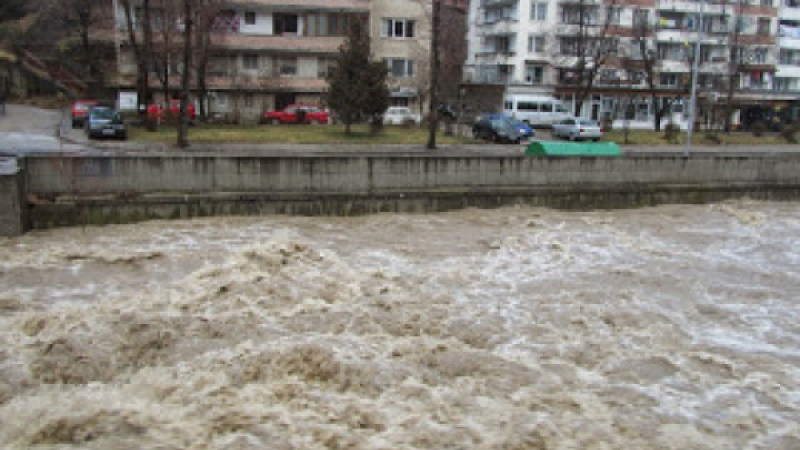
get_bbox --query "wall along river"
[0,201,798,449]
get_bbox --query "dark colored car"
[71,100,98,128]
[472,116,523,144]
[481,114,535,139]
[263,104,329,125]
[84,106,127,140]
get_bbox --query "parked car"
[84,106,127,140]
[552,117,603,141]
[503,94,570,127]
[383,106,422,126]
[147,99,196,123]
[263,104,329,125]
[472,115,522,144]
[480,114,535,139]
[71,100,98,128]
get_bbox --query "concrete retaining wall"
[0,158,24,237]
[19,154,800,231]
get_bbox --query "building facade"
[465,0,796,129]
[105,0,447,122]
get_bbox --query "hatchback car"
[552,117,603,141]
[472,116,522,144]
[481,114,535,139]
[383,107,422,126]
[71,100,98,128]
[84,106,127,140]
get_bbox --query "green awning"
[525,141,622,157]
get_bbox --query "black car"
[84,106,127,140]
[472,116,522,144]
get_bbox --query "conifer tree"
[324,19,389,134]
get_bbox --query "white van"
[503,95,570,126]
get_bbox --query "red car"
[71,100,98,128]
[147,99,196,123]
[263,104,329,125]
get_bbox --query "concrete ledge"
[16,153,800,231]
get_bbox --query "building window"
[243,54,258,70]
[528,35,545,53]
[754,47,768,64]
[385,58,414,77]
[381,19,415,38]
[531,2,547,21]
[761,0,772,6]
[659,73,679,87]
[633,9,649,28]
[525,65,544,84]
[274,14,299,35]
[318,58,337,78]
[758,18,771,35]
[245,93,254,107]
[279,58,297,76]
[606,7,621,26]
[244,11,256,25]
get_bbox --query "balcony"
[782,6,800,21]
[478,19,519,36]
[239,0,370,13]
[657,0,728,15]
[215,34,345,54]
[776,64,800,77]
[481,0,519,7]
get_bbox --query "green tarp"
[525,141,622,157]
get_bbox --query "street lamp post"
[685,0,707,157]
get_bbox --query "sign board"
[118,91,138,111]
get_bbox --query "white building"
[464,0,794,129]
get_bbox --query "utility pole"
[427,0,441,150]
[685,0,706,156]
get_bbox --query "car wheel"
[310,119,321,125]
[593,138,600,142]
[570,133,577,141]
[269,118,280,125]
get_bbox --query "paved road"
[5,104,800,157]
[0,104,86,155]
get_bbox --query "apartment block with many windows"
[464,0,789,128]
[105,0,451,122]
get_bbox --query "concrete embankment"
[3,153,799,235]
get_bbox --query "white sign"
[118,91,138,111]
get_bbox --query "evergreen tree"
[324,19,389,134]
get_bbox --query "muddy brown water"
[0,201,798,450]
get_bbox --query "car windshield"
[490,118,514,129]
[91,108,117,120]
[556,105,569,113]
[579,119,597,126]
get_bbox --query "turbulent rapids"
[0,201,798,450]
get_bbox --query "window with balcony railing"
[560,6,600,25]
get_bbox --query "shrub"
[663,122,680,144]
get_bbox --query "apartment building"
[106,0,443,121]
[777,0,800,92]
[464,0,792,128]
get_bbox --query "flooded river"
[0,201,798,450]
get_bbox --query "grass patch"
[605,129,793,146]
[129,123,477,145]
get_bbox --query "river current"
[0,201,798,450]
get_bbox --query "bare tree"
[551,0,621,116]
[176,0,195,147]
[119,0,154,114]
[629,11,683,131]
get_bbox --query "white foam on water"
[0,201,798,449]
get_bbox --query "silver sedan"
[552,117,603,141]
